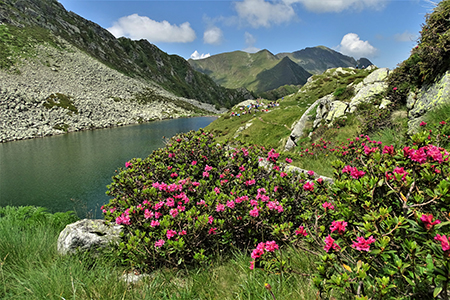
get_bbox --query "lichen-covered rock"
[349,68,389,112]
[409,71,450,118]
[325,101,349,123]
[285,98,321,151]
[57,219,122,255]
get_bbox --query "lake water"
[0,117,216,218]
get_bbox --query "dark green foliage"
[333,86,354,101]
[43,93,78,113]
[258,84,301,100]
[387,0,450,105]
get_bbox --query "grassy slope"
[189,50,281,91]
[0,206,333,300]
[206,67,411,177]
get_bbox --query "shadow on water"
[0,117,217,218]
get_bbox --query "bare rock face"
[57,219,122,255]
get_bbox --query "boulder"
[57,219,122,255]
[408,70,450,133]
[349,68,389,112]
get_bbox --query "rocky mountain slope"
[189,46,372,93]
[0,0,256,142]
[0,0,251,108]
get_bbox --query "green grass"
[0,206,350,300]
[0,24,61,69]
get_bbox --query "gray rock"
[57,219,122,255]
[284,97,321,151]
[408,71,450,133]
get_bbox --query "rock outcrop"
[286,67,391,149]
[407,70,450,133]
[57,219,122,255]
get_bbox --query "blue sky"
[57,0,437,69]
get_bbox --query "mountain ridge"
[189,46,372,94]
[0,0,250,107]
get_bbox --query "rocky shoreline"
[0,40,223,143]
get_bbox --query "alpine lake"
[0,116,217,218]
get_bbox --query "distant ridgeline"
[189,46,372,94]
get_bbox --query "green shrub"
[254,125,450,299]
[387,0,450,105]
[103,129,322,272]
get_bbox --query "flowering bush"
[103,129,325,271]
[296,132,450,299]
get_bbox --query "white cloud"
[243,32,260,53]
[234,0,296,28]
[190,50,211,60]
[394,30,417,42]
[204,26,224,45]
[107,14,196,43]
[337,33,377,58]
[284,0,386,13]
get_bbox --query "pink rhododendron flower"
[382,145,395,155]
[249,207,259,217]
[166,197,175,207]
[440,121,447,125]
[245,179,256,186]
[342,165,365,179]
[420,214,441,230]
[352,236,376,251]
[420,121,427,126]
[239,166,246,171]
[150,220,160,227]
[324,235,340,252]
[178,230,187,236]
[250,199,258,206]
[364,145,378,155]
[191,160,197,165]
[303,182,314,191]
[192,181,200,187]
[322,202,335,210]
[166,229,177,239]
[435,234,450,251]
[264,241,279,252]
[216,203,225,212]
[125,161,132,168]
[316,178,323,184]
[208,216,214,224]
[273,165,280,171]
[295,226,308,237]
[214,187,220,194]
[249,260,255,270]
[267,149,280,162]
[154,212,162,219]
[307,170,315,176]
[155,239,165,248]
[204,165,213,171]
[144,209,153,219]
[167,166,173,170]
[226,200,235,209]
[286,158,292,163]
[197,199,206,206]
[202,171,209,177]
[208,228,217,235]
[170,172,178,178]
[168,153,175,158]
[280,172,287,178]
[169,209,179,218]
[330,220,347,234]
[251,242,265,259]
